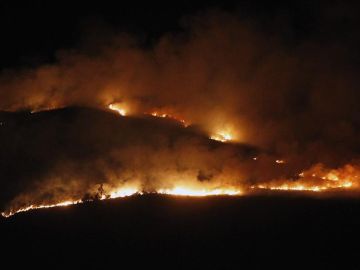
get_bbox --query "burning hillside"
[0,106,359,218]
[0,107,251,217]
[0,10,360,218]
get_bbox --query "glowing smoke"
[1,10,360,216]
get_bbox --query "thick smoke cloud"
[0,107,261,212]
[1,10,360,213]
[0,11,359,160]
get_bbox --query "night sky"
[1,1,359,68]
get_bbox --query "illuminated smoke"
[210,132,233,142]
[252,163,359,192]
[0,10,360,217]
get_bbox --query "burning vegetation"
[1,106,360,218]
[0,11,360,217]
[252,163,358,192]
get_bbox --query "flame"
[253,183,353,192]
[210,131,233,142]
[1,185,140,218]
[157,186,242,196]
[252,164,359,192]
[1,200,82,218]
[148,111,189,126]
[108,103,127,116]
[107,186,141,199]
[1,185,242,218]
[3,163,359,218]
[4,103,360,218]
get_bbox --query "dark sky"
[1,0,359,69]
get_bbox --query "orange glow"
[210,131,233,142]
[1,184,242,218]
[1,200,82,218]
[157,186,242,196]
[107,186,141,199]
[252,183,353,192]
[1,185,141,218]
[108,103,127,116]
[148,111,189,126]
[30,106,62,114]
[3,164,359,218]
[252,164,359,192]
[3,104,360,219]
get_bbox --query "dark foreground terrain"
[2,194,360,269]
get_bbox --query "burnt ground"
[2,194,360,269]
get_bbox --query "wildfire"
[107,186,141,199]
[157,186,242,196]
[210,132,233,142]
[148,111,189,126]
[30,106,63,114]
[1,200,83,218]
[108,103,127,116]
[2,164,359,218]
[253,183,353,192]
[1,185,141,218]
[252,164,358,193]
[1,185,242,218]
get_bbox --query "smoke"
[1,9,360,213]
[0,107,260,212]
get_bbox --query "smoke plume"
[1,10,360,215]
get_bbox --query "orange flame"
[157,186,242,196]
[108,103,127,116]
[1,185,243,218]
[1,200,83,218]
[148,111,189,126]
[252,164,359,192]
[210,132,233,142]
[3,105,360,219]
